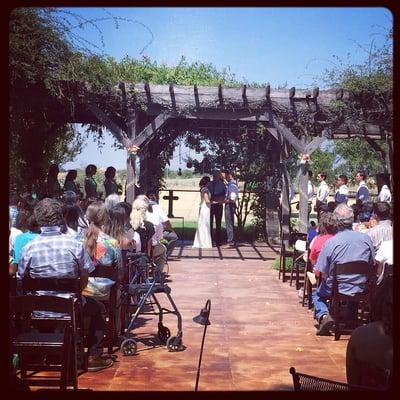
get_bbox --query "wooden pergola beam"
[131,112,172,148]
[87,103,130,148]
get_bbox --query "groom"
[208,170,226,247]
[222,170,239,247]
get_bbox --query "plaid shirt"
[19,226,95,279]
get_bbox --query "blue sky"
[60,7,392,171]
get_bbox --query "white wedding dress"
[193,187,212,248]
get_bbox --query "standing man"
[208,170,226,247]
[222,170,239,248]
[316,172,330,220]
[334,175,349,206]
[355,171,370,206]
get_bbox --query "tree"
[9,8,85,191]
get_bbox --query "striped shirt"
[367,220,392,252]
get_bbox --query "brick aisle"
[78,243,348,391]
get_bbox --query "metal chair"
[331,261,377,341]
[289,367,383,391]
[10,295,79,390]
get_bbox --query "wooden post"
[298,161,309,234]
[120,81,138,205]
[126,153,136,204]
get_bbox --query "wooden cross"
[163,190,179,218]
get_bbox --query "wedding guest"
[104,166,121,197]
[46,163,62,199]
[84,164,100,199]
[222,170,239,248]
[64,169,82,197]
[334,175,348,206]
[208,170,226,247]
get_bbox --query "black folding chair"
[331,261,377,340]
[10,295,79,390]
[289,367,384,391]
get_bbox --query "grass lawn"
[170,219,258,242]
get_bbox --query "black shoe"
[87,356,113,372]
[316,314,334,336]
[101,353,118,362]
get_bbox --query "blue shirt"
[13,231,39,264]
[356,181,369,204]
[316,229,375,295]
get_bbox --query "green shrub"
[271,255,293,271]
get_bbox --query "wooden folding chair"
[331,261,377,341]
[10,295,79,390]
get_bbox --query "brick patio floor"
[78,242,349,391]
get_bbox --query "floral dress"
[78,230,122,299]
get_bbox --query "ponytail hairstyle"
[84,201,109,258]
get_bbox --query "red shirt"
[309,234,335,265]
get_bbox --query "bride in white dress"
[193,176,212,248]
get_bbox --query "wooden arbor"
[33,81,392,242]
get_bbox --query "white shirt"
[146,210,164,246]
[375,240,393,266]
[307,180,314,203]
[378,185,391,203]
[317,180,329,203]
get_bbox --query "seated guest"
[61,203,80,237]
[130,196,155,257]
[104,204,135,252]
[79,201,123,300]
[307,221,318,243]
[13,207,40,268]
[105,193,121,211]
[9,216,22,265]
[18,192,37,212]
[353,203,373,232]
[311,204,375,335]
[9,192,19,228]
[146,191,179,259]
[309,212,338,267]
[62,190,88,233]
[375,239,393,285]
[139,195,168,274]
[367,202,392,252]
[18,198,113,371]
[346,275,392,388]
[119,201,141,253]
